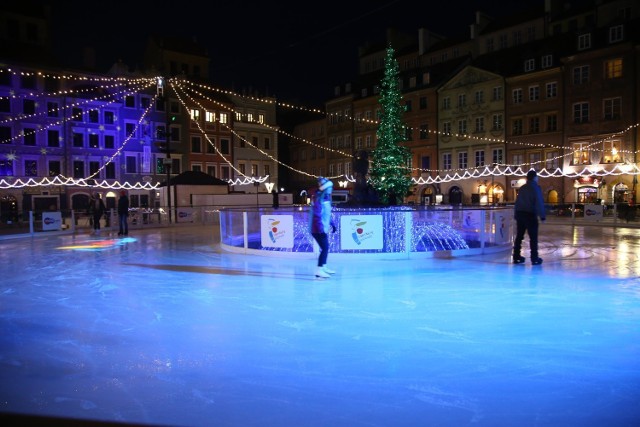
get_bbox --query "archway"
[547,189,558,204]
[449,186,463,205]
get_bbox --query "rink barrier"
[218,205,515,259]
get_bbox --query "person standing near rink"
[117,190,129,236]
[89,192,106,235]
[310,177,337,278]
[513,169,546,265]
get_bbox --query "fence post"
[29,211,34,235]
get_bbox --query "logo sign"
[340,214,383,250]
[261,215,294,248]
[42,211,62,231]
[176,208,193,223]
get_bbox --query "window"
[47,102,58,117]
[125,95,135,108]
[419,97,427,109]
[602,140,621,163]
[486,38,494,52]
[251,164,258,176]
[73,160,84,178]
[492,148,503,165]
[524,59,535,72]
[23,128,36,146]
[541,54,552,68]
[192,164,202,172]
[512,118,523,135]
[529,117,540,133]
[72,132,84,147]
[512,89,522,104]
[603,97,621,120]
[140,97,151,109]
[48,160,61,176]
[457,119,467,135]
[443,122,451,135]
[604,59,623,79]
[264,164,270,177]
[0,159,13,176]
[89,133,99,148]
[458,152,468,169]
[72,107,83,121]
[219,113,228,124]
[220,138,230,154]
[104,134,115,149]
[125,123,136,137]
[546,151,559,170]
[206,137,216,154]
[545,82,557,98]
[528,86,540,102]
[23,99,36,115]
[190,108,200,121]
[492,114,503,131]
[499,34,508,49]
[47,129,60,147]
[89,161,99,177]
[578,33,591,50]
[264,137,271,150]
[573,66,589,84]
[105,163,115,179]
[474,90,484,104]
[529,152,542,171]
[492,86,503,101]
[126,156,137,173]
[191,136,202,153]
[205,111,215,124]
[104,111,115,124]
[512,153,524,166]
[443,153,452,170]
[405,100,412,112]
[207,165,216,177]
[0,126,11,144]
[572,142,590,165]
[457,94,466,107]
[24,159,38,176]
[88,110,99,123]
[442,97,450,110]
[546,114,557,132]
[609,25,623,43]
[475,150,485,167]
[419,124,429,139]
[573,102,589,123]
[21,74,36,89]
[474,117,484,133]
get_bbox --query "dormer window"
[524,59,535,72]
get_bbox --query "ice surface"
[0,224,639,426]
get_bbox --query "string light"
[2,66,640,194]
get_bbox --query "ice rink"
[1,222,639,426]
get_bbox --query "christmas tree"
[369,45,412,205]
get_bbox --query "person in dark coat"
[310,177,336,278]
[117,190,129,236]
[90,192,106,235]
[513,170,546,265]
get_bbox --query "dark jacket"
[90,198,106,216]
[117,195,129,216]
[515,180,546,220]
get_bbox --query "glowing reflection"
[57,237,137,251]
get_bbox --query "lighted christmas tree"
[369,45,412,205]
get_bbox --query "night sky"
[44,0,541,107]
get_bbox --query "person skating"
[90,192,106,235]
[513,170,546,265]
[310,177,336,278]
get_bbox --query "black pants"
[312,232,329,267]
[92,213,102,230]
[513,211,539,259]
[118,214,128,235]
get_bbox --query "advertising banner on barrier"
[261,215,294,248]
[42,211,62,231]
